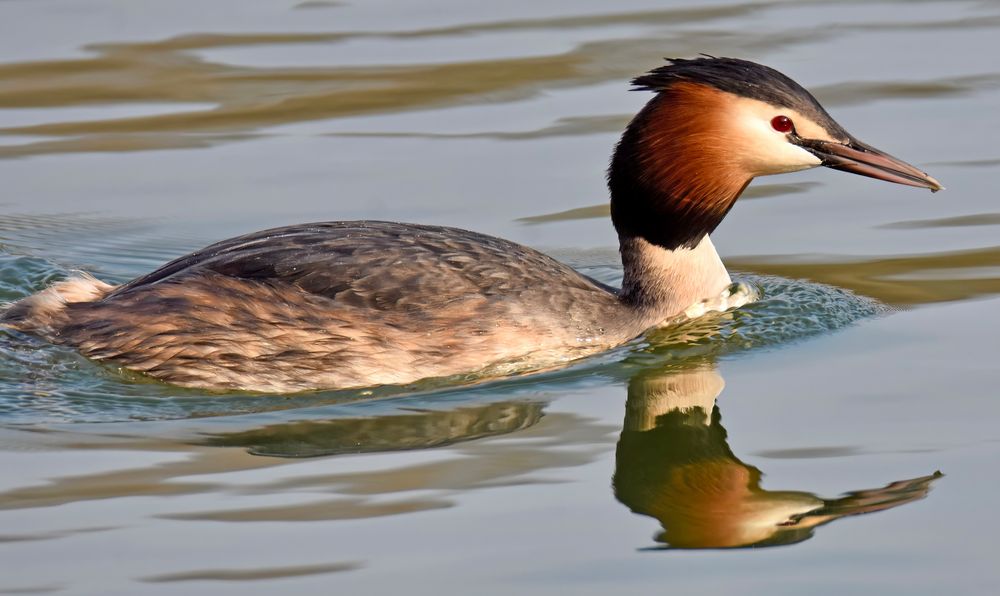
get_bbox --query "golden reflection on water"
[518,182,823,224]
[0,525,116,545]
[140,561,362,583]
[878,212,1000,229]
[729,246,1000,306]
[614,365,940,549]
[2,3,997,161]
[0,411,613,519]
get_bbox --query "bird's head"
[609,56,942,250]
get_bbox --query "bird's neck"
[608,88,752,252]
[618,234,732,320]
[608,86,750,320]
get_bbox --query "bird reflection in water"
[614,365,941,549]
[208,400,545,457]
[207,355,940,550]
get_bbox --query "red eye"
[771,115,793,133]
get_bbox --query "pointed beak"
[792,136,944,192]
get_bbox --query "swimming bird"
[1,57,942,393]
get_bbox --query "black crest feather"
[631,56,844,137]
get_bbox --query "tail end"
[1,274,116,338]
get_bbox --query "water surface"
[1,0,999,594]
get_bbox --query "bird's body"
[1,222,739,391]
[5,223,629,391]
[1,57,942,393]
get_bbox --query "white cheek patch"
[762,141,822,174]
[727,100,826,176]
[733,115,822,175]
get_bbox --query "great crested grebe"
[1,57,942,393]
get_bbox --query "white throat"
[619,234,734,323]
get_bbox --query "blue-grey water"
[1,0,998,594]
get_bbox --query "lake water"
[1,0,998,594]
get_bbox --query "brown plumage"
[3,222,644,392]
[1,57,942,393]
[611,82,752,251]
